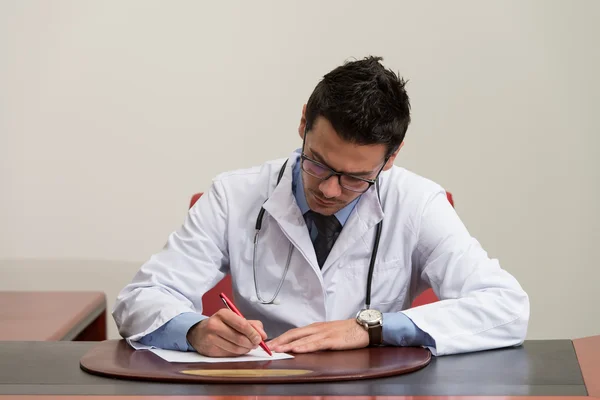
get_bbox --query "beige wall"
[1,0,599,341]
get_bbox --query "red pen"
[219,292,272,356]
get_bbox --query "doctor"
[113,56,529,357]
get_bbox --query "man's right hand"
[186,309,267,357]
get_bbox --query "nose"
[319,176,342,199]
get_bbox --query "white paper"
[147,347,294,363]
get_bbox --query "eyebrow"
[309,148,376,177]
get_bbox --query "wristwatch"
[356,308,383,346]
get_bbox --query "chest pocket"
[342,259,410,306]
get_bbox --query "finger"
[249,320,267,340]
[290,339,328,354]
[218,310,263,345]
[190,328,247,357]
[280,334,325,353]
[219,325,258,350]
[269,325,319,349]
[207,313,256,350]
[212,334,254,356]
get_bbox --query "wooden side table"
[0,291,107,341]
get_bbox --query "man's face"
[298,114,399,216]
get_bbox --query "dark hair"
[305,56,411,157]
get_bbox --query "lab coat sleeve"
[401,190,530,356]
[112,179,230,342]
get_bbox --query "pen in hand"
[219,292,273,356]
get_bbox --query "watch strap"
[368,322,383,346]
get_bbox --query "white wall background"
[1,0,599,341]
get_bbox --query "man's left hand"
[267,319,369,353]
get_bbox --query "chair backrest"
[446,191,454,207]
[190,190,454,315]
[189,192,203,210]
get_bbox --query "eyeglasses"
[300,154,386,193]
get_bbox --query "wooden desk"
[0,291,107,341]
[575,335,600,397]
[0,336,599,397]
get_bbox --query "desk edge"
[54,292,106,341]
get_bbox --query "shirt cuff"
[138,312,207,351]
[382,312,436,348]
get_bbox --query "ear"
[382,141,404,171]
[298,104,307,140]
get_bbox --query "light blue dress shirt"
[138,151,435,351]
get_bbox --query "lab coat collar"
[263,151,322,274]
[263,150,385,274]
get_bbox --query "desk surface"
[1,397,598,400]
[0,339,590,396]
[0,291,106,341]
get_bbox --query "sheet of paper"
[148,347,294,363]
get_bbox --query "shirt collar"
[291,149,360,226]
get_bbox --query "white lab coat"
[113,151,529,356]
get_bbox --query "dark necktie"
[306,210,342,268]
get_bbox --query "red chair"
[190,191,454,315]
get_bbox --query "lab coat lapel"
[321,182,384,272]
[262,155,322,278]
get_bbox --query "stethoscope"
[252,159,382,309]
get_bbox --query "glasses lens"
[340,176,370,192]
[302,158,330,178]
[302,157,372,192]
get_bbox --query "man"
[113,56,529,357]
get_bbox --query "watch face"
[359,309,382,323]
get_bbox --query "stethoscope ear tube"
[255,208,266,230]
[365,220,382,309]
[365,179,383,310]
[252,159,291,305]
[255,159,288,231]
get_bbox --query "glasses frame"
[300,132,390,193]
